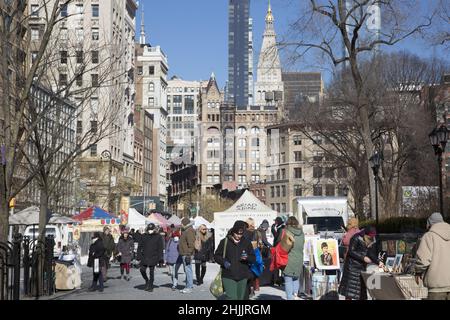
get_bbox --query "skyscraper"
[228,0,251,108]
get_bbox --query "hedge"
[358,217,450,233]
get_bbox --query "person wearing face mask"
[116,228,134,281]
[338,226,382,300]
[214,220,256,300]
[87,232,106,292]
[165,229,182,290]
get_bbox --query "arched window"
[148,82,154,92]
[237,127,247,135]
[238,138,246,147]
[251,126,260,135]
[207,126,220,134]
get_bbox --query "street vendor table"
[361,272,428,300]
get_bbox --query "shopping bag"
[270,230,292,271]
[94,258,100,273]
[210,270,224,298]
[210,237,228,298]
[250,248,265,277]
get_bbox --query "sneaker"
[180,288,193,294]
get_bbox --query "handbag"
[210,238,228,298]
[270,230,294,271]
[250,247,265,277]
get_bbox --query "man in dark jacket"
[87,232,106,292]
[101,226,116,282]
[137,223,164,292]
[214,220,256,300]
[179,217,196,293]
[271,217,285,246]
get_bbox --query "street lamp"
[429,124,449,217]
[101,150,113,213]
[369,151,383,226]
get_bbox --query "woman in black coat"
[214,221,256,300]
[137,224,164,292]
[117,229,134,281]
[87,232,106,292]
[338,227,379,300]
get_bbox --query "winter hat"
[364,226,377,238]
[230,220,247,235]
[146,223,156,232]
[260,219,270,230]
[182,217,191,226]
[427,212,444,228]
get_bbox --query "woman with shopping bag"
[87,232,106,292]
[213,220,256,300]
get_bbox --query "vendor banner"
[213,211,276,249]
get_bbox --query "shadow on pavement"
[253,294,285,300]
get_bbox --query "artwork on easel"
[392,254,403,273]
[313,238,340,270]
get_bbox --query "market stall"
[127,208,151,230]
[192,216,213,229]
[167,215,182,227]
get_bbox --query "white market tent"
[127,208,151,230]
[213,190,277,249]
[9,206,40,225]
[192,216,213,230]
[167,215,182,226]
[48,214,77,224]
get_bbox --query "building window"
[313,185,323,196]
[59,73,67,86]
[276,203,281,212]
[76,28,84,41]
[76,51,83,64]
[238,127,247,135]
[313,134,322,145]
[90,144,97,156]
[31,5,39,17]
[337,168,348,178]
[294,167,302,179]
[60,51,68,64]
[281,203,286,213]
[92,51,99,64]
[294,151,302,162]
[90,121,98,134]
[282,185,286,197]
[238,163,246,171]
[92,4,99,17]
[294,135,301,145]
[238,175,247,184]
[294,185,302,196]
[251,175,260,183]
[281,169,286,179]
[92,28,99,40]
[251,163,260,171]
[60,4,68,17]
[238,138,246,147]
[91,74,99,87]
[251,127,260,135]
[149,66,155,75]
[313,167,322,178]
[77,121,82,134]
[76,4,83,14]
[280,152,286,163]
[325,168,335,179]
[76,74,83,86]
[276,186,280,197]
[271,204,275,210]
[326,184,335,196]
[252,138,260,147]
[313,151,324,162]
[239,150,246,159]
[137,66,143,75]
[31,28,40,40]
[271,186,275,198]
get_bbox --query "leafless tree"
[280,0,439,219]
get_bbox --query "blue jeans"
[284,276,300,300]
[182,256,193,289]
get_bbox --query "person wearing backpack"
[214,220,256,300]
[165,229,182,290]
[282,216,305,300]
[243,218,264,296]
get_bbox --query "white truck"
[292,196,351,239]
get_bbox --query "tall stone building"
[135,19,169,208]
[254,2,284,110]
[27,0,138,213]
[199,74,224,195]
[228,0,253,108]
[266,123,349,215]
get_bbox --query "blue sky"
[137,0,447,87]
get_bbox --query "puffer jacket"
[137,232,164,266]
[214,235,256,281]
[415,222,450,293]
[283,226,305,277]
[165,237,181,265]
[338,232,374,300]
[87,238,106,269]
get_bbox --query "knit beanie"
[427,212,444,229]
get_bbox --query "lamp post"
[429,124,449,217]
[369,151,383,226]
[101,150,112,213]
